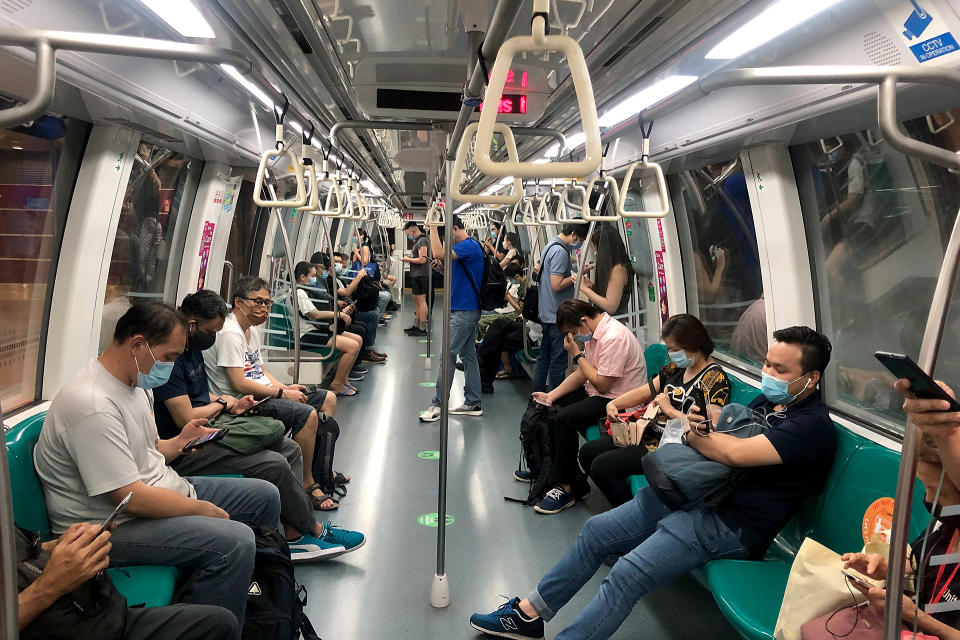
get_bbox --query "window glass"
[792,114,960,434]
[0,115,88,411]
[672,159,766,368]
[99,142,198,352]
[222,181,266,303]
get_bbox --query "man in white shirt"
[35,302,282,633]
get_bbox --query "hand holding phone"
[841,568,874,591]
[875,352,960,411]
[238,397,271,417]
[182,428,230,453]
[99,492,133,534]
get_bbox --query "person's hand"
[852,583,919,627]
[230,395,257,414]
[280,388,308,403]
[606,401,621,423]
[686,404,721,428]
[654,393,673,412]
[36,524,111,596]
[195,500,229,520]
[287,384,308,392]
[563,332,580,355]
[841,552,888,580]
[531,392,552,406]
[178,419,216,453]
[581,262,595,274]
[339,311,350,322]
[579,275,593,291]
[895,379,960,437]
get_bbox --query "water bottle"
[659,417,687,447]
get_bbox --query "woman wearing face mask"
[585,314,730,507]
[572,223,633,317]
[498,232,524,270]
[525,299,646,515]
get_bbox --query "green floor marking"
[418,382,436,387]
[418,450,440,460]
[418,339,429,343]
[420,353,436,357]
[417,513,454,527]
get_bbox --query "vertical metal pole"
[268,182,302,384]
[426,229,434,370]
[0,401,19,640]
[884,205,960,639]
[573,220,597,298]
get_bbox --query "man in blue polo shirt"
[419,215,485,422]
[470,326,837,640]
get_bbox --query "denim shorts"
[253,397,316,436]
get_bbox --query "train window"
[792,114,960,435]
[222,181,266,303]
[0,115,88,411]
[672,159,766,369]
[98,142,200,352]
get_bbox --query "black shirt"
[654,362,731,432]
[152,347,211,440]
[913,525,960,627]
[716,390,837,558]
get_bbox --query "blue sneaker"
[469,597,544,639]
[533,486,575,515]
[513,468,536,483]
[319,522,366,554]
[287,534,346,563]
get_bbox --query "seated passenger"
[476,263,525,340]
[323,252,388,364]
[581,314,730,507]
[351,229,392,323]
[34,302,282,630]
[840,435,960,639]
[471,326,836,640]
[477,314,524,393]
[293,261,363,396]
[572,223,632,316]
[153,290,361,558]
[499,232,523,270]
[15,522,237,640]
[203,276,345,511]
[525,299,646,514]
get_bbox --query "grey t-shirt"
[34,358,196,534]
[537,236,573,324]
[410,234,431,278]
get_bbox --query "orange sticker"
[862,497,895,545]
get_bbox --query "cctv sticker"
[862,497,895,545]
[882,0,960,64]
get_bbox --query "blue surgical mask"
[668,349,695,368]
[406,234,414,242]
[309,276,318,285]
[334,263,344,275]
[827,150,840,164]
[570,240,583,250]
[761,373,810,404]
[490,229,498,238]
[134,343,175,390]
[574,331,593,343]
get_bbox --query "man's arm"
[225,366,285,399]
[686,431,782,467]
[575,358,617,395]
[106,481,227,519]
[163,395,221,428]
[545,368,588,403]
[550,273,574,292]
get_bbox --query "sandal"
[334,472,351,485]
[334,386,358,396]
[331,484,347,498]
[495,369,515,380]
[304,483,339,511]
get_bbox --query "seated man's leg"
[306,388,336,417]
[356,309,378,344]
[547,325,569,391]
[123,604,238,640]
[531,323,556,393]
[536,391,606,510]
[553,500,748,640]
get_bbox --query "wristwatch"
[214,397,228,412]
[572,353,585,364]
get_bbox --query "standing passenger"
[401,220,431,336]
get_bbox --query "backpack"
[641,403,766,510]
[310,413,342,496]
[505,399,559,505]
[458,238,508,311]
[15,526,128,640]
[354,275,382,312]
[521,284,541,324]
[242,524,321,640]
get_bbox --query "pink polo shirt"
[583,313,646,399]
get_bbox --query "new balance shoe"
[534,486,575,514]
[450,403,483,416]
[419,405,441,422]
[469,597,544,640]
[318,522,365,554]
[513,468,536,483]
[287,534,346,563]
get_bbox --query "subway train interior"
[5,0,960,639]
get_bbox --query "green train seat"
[5,412,178,608]
[266,302,337,359]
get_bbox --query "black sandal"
[304,483,339,511]
[331,484,347,498]
[334,472,351,485]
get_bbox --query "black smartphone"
[99,491,133,534]
[182,428,230,453]
[874,351,960,411]
[238,397,271,417]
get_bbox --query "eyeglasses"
[242,297,272,307]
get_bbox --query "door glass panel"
[0,115,88,411]
[791,115,960,434]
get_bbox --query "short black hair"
[491,221,503,230]
[294,261,315,280]
[180,290,228,321]
[561,220,584,236]
[234,275,268,306]
[451,215,465,230]
[661,314,715,357]
[504,263,523,278]
[772,326,832,375]
[114,301,186,345]
[311,251,331,268]
[403,220,420,231]
[556,299,603,331]
[334,252,348,260]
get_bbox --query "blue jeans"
[532,322,568,392]
[432,309,482,407]
[356,309,379,348]
[377,289,391,318]
[108,477,281,637]
[528,487,748,640]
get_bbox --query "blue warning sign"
[909,32,959,62]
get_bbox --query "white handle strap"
[617,160,670,219]
[583,175,621,221]
[253,148,308,208]
[451,122,523,204]
[424,199,445,228]
[314,168,344,217]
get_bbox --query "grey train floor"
[295,299,740,640]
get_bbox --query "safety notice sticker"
[883,0,960,64]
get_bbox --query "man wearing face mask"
[525,299,646,515]
[34,302,282,633]
[152,290,350,562]
[318,252,387,364]
[400,221,430,336]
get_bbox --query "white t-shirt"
[494,281,521,315]
[203,313,271,397]
[295,288,328,339]
[34,358,196,534]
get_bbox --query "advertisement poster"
[655,250,669,324]
[197,221,216,289]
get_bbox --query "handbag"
[214,414,286,455]
[607,404,660,448]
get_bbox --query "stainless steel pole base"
[429,573,450,608]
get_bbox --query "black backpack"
[505,399,559,505]
[521,284,540,324]
[458,238,508,311]
[354,275,382,312]
[242,524,321,640]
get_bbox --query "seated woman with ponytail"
[579,314,731,508]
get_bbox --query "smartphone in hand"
[874,351,960,411]
[841,568,873,590]
[182,428,230,453]
[99,491,133,534]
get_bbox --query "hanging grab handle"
[313,160,344,217]
[253,101,308,208]
[299,145,320,214]
[561,180,587,214]
[583,175,621,221]
[617,134,670,219]
[451,122,523,205]
[473,0,601,179]
[424,199,445,228]
[511,197,538,227]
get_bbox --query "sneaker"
[534,486,575,514]
[513,468,536,483]
[318,522,365,554]
[450,403,483,416]
[407,328,427,337]
[351,365,369,375]
[347,372,365,382]
[469,597,544,640]
[287,534,346,563]
[419,405,442,422]
[378,319,388,327]
[404,325,419,333]
[386,301,400,312]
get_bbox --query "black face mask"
[923,500,960,530]
[188,330,217,352]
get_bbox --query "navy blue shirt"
[153,347,212,440]
[451,237,485,312]
[716,390,837,558]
